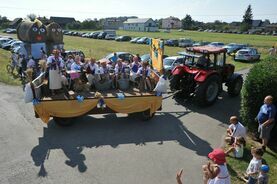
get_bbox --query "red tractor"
[169,46,243,106]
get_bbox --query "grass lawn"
[227,138,277,184]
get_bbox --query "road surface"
[0,69,248,184]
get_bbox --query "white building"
[123,18,158,32]
[162,16,182,29]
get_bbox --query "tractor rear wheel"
[169,75,180,91]
[227,75,243,97]
[194,75,220,106]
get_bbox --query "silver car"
[163,56,186,75]
[235,48,260,62]
[178,38,194,47]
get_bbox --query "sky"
[0,0,277,23]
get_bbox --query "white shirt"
[246,157,262,179]
[115,63,127,74]
[228,122,246,138]
[88,63,98,74]
[47,55,64,69]
[137,67,151,77]
[208,164,231,184]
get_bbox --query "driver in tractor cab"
[196,55,209,68]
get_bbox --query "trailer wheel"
[53,117,74,126]
[140,109,155,121]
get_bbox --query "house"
[9,18,22,28]
[252,20,263,29]
[49,16,76,28]
[123,18,158,32]
[162,16,182,29]
[103,16,137,30]
[265,24,277,33]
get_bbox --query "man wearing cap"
[225,116,246,145]
[257,95,276,151]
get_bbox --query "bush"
[240,56,277,133]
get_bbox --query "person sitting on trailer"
[114,59,129,88]
[136,61,152,91]
[130,56,141,82]
[86,58,98,87]
[98,59,111,83]
[65,55,75,71]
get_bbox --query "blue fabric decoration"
[156,92,162,96]
[148,39,152,46]
[32,98,40,105]
[117,93,125,100]
[154,50,158,58]
[159,41,164,49]
[76,95,84,103]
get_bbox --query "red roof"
[187,46,226,54]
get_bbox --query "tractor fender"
[194,71,219,83]
[226,73,243,86]
[172,66,185,76]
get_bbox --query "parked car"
[136,37,150,44]
[105,52,134,62]
[97,32,107,39]
[165,39,179,47]
[90,32,101,38]
[163,56,186,76]
[115,36,132,41]
[208,42,225,47]
[1,39,16,49]
[178,38,194,47]
[0,38,11,48]
[234,48,260,62]
[140,54,168,63]
[192,41,210,47]
[82,33,90,38]
[2,40,22,50]
[61,50,85,60]
[223,43,247,55]
[130,37,141,43]
[105,34,116,40]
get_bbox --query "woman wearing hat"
[203,148,230,184]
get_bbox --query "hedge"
[240,56,277,134]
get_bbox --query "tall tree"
[182,14,193,30]
[241,5,253,31]
[26,13,37,21]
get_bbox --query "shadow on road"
[31,112,212,176]
[174,91,241,124]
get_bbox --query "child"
[242,147,264,184]
[258,165,269,184]
[225,136,246,158]
[202,148,231,184]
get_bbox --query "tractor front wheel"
[169,75,180,91]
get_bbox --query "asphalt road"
[0,69,248,184]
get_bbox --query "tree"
[26,13,37,21]
[182,14,193,30]
[241,5,253,31]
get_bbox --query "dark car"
[165,39,179,47]
[105,52,134,62]
[115,36,132,41]
[90,32,101,39]
[97,32,107,39]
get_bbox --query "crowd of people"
[11,49,156,98]
[176,95,275,184]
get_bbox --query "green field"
[1,30,277,85]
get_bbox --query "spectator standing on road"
[225,116,247,145]
[256,95,276,151]
[268,46,276,56]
